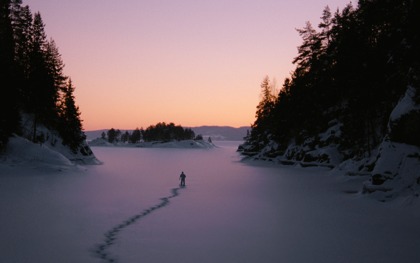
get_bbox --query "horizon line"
[84,125,251,132]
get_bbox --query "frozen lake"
[1,141,419,263]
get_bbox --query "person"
[179,171,186,186]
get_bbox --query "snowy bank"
[239,85,420,201]
[0,135,100,173]
[9,114,101,166]
[1,136,73,168]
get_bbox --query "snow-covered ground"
[1,141,419,263]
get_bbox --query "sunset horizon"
[24,0,350,131]
[2,1,419,262]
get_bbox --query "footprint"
[93,187,184,262]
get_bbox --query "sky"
[24,0,351,130]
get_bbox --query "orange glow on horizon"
[25,0,350,131]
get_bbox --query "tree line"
[0,0,85,152]
[241,0,420,158]
[101,122,199,143]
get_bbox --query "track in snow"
[93,186,184,262]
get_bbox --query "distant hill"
[84,126,250,142]
[84,130,107,141]
[191,126,249,141]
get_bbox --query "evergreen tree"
[107,128,117,143]
[10,2,31,112]
[44,39,66,95]
[25,12,66,141]
[247,76,277,150]
[58,79,85,152]
[10,1,31,78]
[1,1,88,153]
[318,6,332,46]
[0,0,20,147]
[256,77,276,124]
[27,12,51,140]
[129,128,141,143]
[293,21,322,73]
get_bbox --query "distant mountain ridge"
[84,126,250,141]
[191,126,249,141]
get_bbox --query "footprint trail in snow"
[93,186,184,263]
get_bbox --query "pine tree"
[26,12,65,141]
[58,79,85,152]
[253,76,276,131]
[318,6,332,47]
[129,128,141,143]
[246,76,277,150]
[10,1,32,77]
[44,39,66,95]
[107,128,117,143]
[1,1,88,153]
[27,12,49,140]
[0,0,20,147]
[293,21,322,74]
[10,2,31,113]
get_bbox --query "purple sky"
[24,0,352,130]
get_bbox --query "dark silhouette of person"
[179,171,186,186]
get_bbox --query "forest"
[100,122,198,144]
[0,0,85,152]
[240,0,420,163]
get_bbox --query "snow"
[2,136,73,167]
[362,140,420,201]
[389,85,419,122]
[1,141,420,263]
[18,114,100,165]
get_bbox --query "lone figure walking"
[179,171,186,187]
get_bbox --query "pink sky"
[25,0,351,130]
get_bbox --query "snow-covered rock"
[16,114,100,165]
[0,135,101,169]
[360,85,420,200]
[362,140,420,201]
[389,85,419,122]
[240,85,420,201]
[388,85,420,147]
[3,136,72,166]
